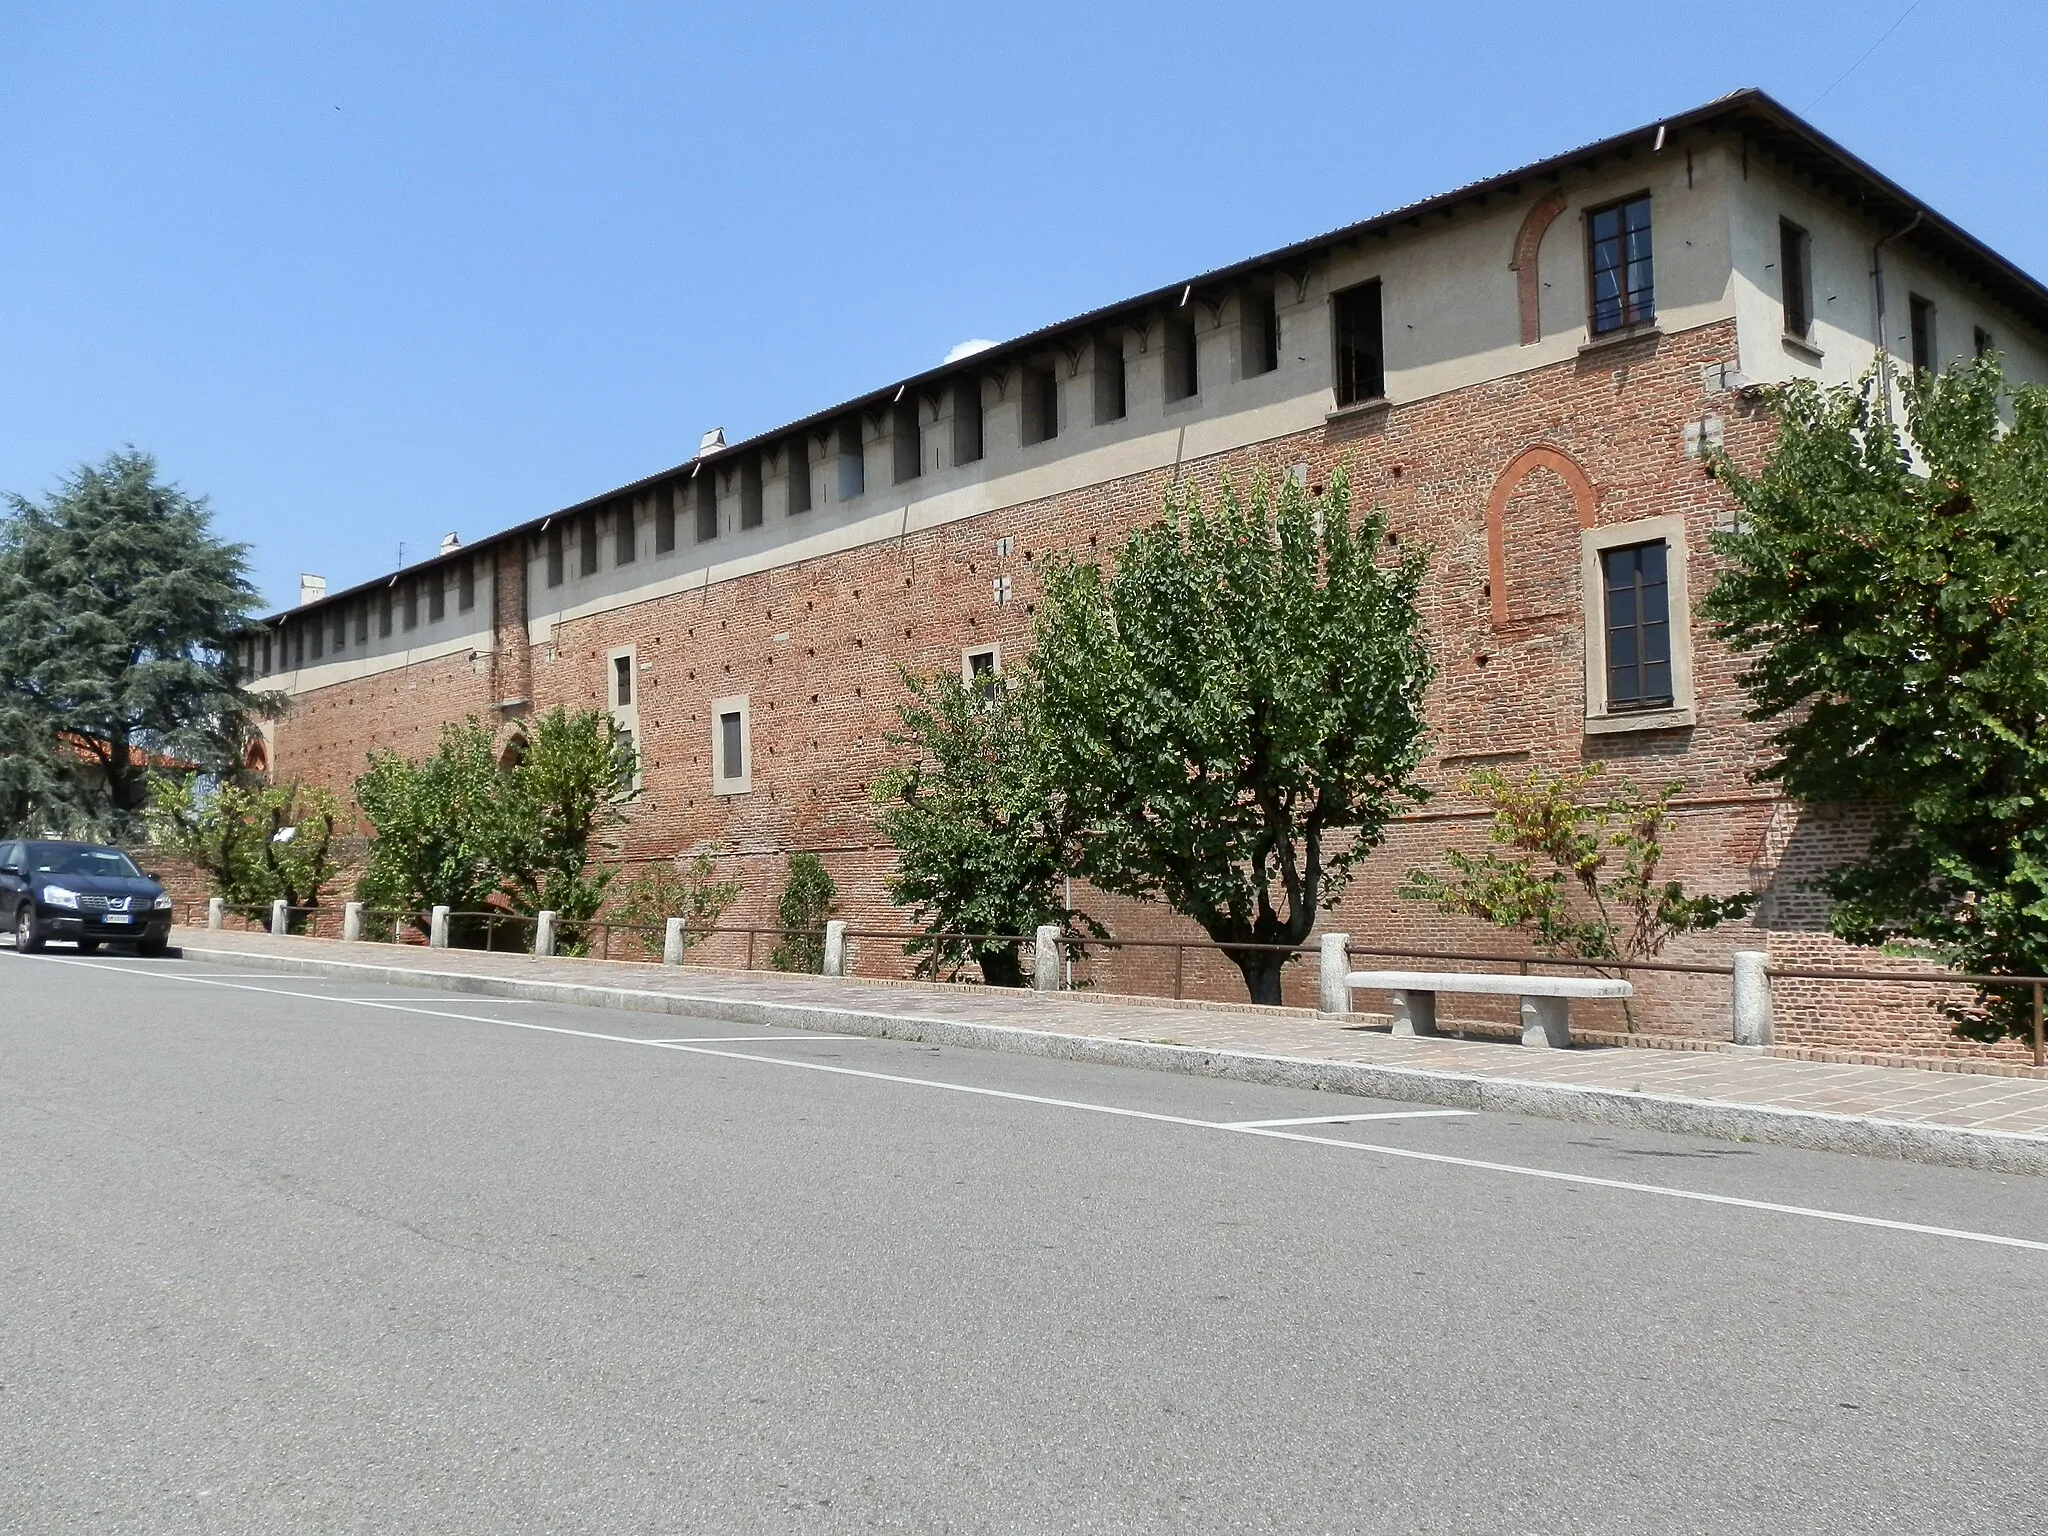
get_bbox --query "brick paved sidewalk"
[157,926,2048,1159]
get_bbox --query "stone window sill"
[1584,706,1695,735]
[1579,323,1663,355]
[1325,396,1390,425]
[1782,332,1824,363]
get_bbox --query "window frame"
[1580,514,1694,733]
[1585,192,1656,337]
[1330,279,1385,407]
[710,693,752,796]
[1779,218,1812,340]
[1909,292,1936,374]
[961,643,1002,698]
[607,645,642,791]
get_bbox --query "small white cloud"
[943,338,998,364]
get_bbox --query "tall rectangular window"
[1910,293,1936,373]
[580,515,600,577]
[1163,316,1197,402]
[293,625,304,669]
[1022,364,1059,443]
[1243,285,1279,376]
[740,455,764,528]
[1093,334,1126,424]
[614,499,636,565]
[1332,280,1384,406]
[613,654,633,709]
[261,633,272,674]
[546,526,564,587]
[892,399,921,484]
[428,574,445,623]
[1601,541,1673,711]
[1588,194,1655,335]
[311,618,324,660]
[711,694,751,795]
[355,601,368,644]
[785,439,813,513]
[402,582,418,631]
[1779,219,1812,339]
[332,609,347,652]
[952,379,983,464]
[695,473,719,541]
[655,482,676,552]
[720,711,742,780]
[379,590,393,637]
[836,418,864,500]
[458,559,474,612]
[1974,325,1995,359]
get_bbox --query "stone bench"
[1341,968,1633,1049]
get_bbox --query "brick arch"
[1485,445,1598,628]
[1508,187,1568,346]
[243,737,270,775]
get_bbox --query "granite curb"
[170,940,2048,1176]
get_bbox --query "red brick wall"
[257,319,2031,1064]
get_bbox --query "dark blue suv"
[0,840,173,956]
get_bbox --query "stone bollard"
[269,899,288,936]
[534,910,557,959]
[1318,933,1352,1015]
[1034,925,1062,992]
[822,920,849,978]
[429,905,450,949]
[663,917,686,967]
[1732,949,1772,1047]
[207,897,224,931]
[341,902,363,943]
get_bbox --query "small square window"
[1588,194,1655,335]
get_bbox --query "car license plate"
[104,913,133,924]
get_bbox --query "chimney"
[298,574,327,606]
[439,532,462,556]
[698,427,727,456]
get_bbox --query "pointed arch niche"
[1484,445,1598,629]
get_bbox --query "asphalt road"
[3,950,2045,1534]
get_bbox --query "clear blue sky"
[4,2,2041,611]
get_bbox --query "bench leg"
[1389,989,1438,1037]
[1520,995,1570,1048]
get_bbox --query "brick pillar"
[491,544,532,711]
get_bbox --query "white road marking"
[1223,1109,1474,1129]
[643,1035,857,1045]
[28,954,2048,1255]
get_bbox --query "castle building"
[242,89,2048,1053]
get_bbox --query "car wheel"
[135,936,168,958]
[76,939,101,955]
[14,904,45,954]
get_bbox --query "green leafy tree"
[1400,766,1754,1027]
[355,721,512,940]
[0,706,95,838]
[144,773,342,930]
[872,669,1102,986]
[1033,469,1433,1005]
[0,450,276,834]
[768,852,837,973]
[607,848,743,960]
[498,707,638,937]
[1702,357,2048,1043]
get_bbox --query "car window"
[0,843,17,871]
[27,845,142,879]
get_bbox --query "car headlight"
[43,886,80,910]
[152,894,173,911]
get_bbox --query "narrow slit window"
[1244,285,1279,376]
[311,618,324,659]
[332,609,347,652]
[355,601,368,644]
[655,483,676,552]
[546,526,564,588]
[458,559,475,612]
[1332,280,1384,405]
[786,439,813,513]
[379,590,393,637]
[1974,325,1995,359]
[615,499,636,565]
[953,379,983,464]
[720,711,742,780]
[696,474,718,542]
[1093,334,1126,424]
[836,418,865,500]
[1910,293,1936,373]
[1779,219,1812,339]
[613,654,633,709]
[893,398,921,484]
[402,582,418,631]
[428,574,445,623]
[580,515,600,577]
[740,456,764,529]
[1601,541,1673,711]
[1588,194,1655,335]
[1022,364,1059,442]
[1163,315,1198,402]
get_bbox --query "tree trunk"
[978,943,1024,988]
[1230,949,1290,1007]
